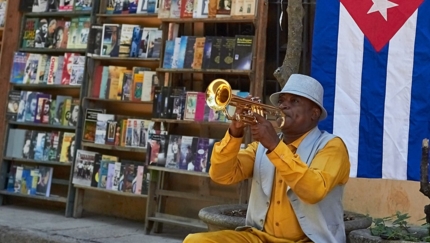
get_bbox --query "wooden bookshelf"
[0,190,67,203]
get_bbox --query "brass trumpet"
[205,79,286,128]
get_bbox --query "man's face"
[43,104,49,113]
[42,24,48,33]
[30,99,37,115]
[277,93,321,135]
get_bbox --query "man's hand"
[250,114,280,152]
[228,95,253,138]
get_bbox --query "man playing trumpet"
[184,74,351,243]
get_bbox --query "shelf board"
[84,97,153,105]
[148,165,210,177]
[52,178,69,186]
[81,142,147,153]
[73,184,148,198]
[151,118,230,127]
[160,16,255,24]
[156,68,252,75]
[3,157,72,167]
[147,212,207,230]
[0,190,67,203]
[11,84,81,90]
[8,121,76,131]
[96,13,158,18]
[18,48,87,54]
[24,11,92,17]
[89,56,160,62]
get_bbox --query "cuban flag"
[311,0,430,181]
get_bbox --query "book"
[34,93,51,123]
[10,52,27,84]
[162,40,175,68]
[90,154,101,187]
[52,95,72,125]
[106,162,116,190]
[219,36,236,69]
[6,91,21,121]
[146,29,162,58]
[207,36,222,69]
[178,135,197,170]
[87,24,103,56]
[101,24,121,57]
[36,167,53,197]
[232,35,254,70]
[76,17,91,49]
[23,53,40,84]
[95,113,115,144]
[184,91,198,120]
[73,150,99,187]
[59,132,75,163]
[60,0,75,11]
[105,120,118,145]
[165,135,181,169]
[67,18,79,49]
[107,66,128,100]
[145,121,169,167]
[23,91,39,123]
[119,24,139,57]
[191,37,205,69]
[70,55,86,85]
[54,56,65,84]
[193,0,209,18]
[129,27,142,58]
[47,56,59,84]
[61,53,80,85]
[83,108,105,142]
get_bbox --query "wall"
[344,178,428,225]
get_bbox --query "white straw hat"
[269,74,327,121]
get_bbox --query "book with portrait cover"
[36,166,53,197]
[191,37,205,69]
[23,53,40,84]
[145,121,169,167]
[119,24,139,58]
[87,24,103,57]
[231,35,254,70]
[60,0,75,11]
[34,93,51,123]
[165,135,181,169]
[59,132,75,163]
[76,17,91,49]
[72,149,99,187]
[95,113,115,144]
[70,55,86,85]
[67,18,79,49]
[101,23,121,57]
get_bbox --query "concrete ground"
[0,205,202,243]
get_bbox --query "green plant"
[370,211,430,242]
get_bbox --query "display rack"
[0,3,96,217]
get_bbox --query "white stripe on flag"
[382,11,417,180]
[334,4,364,178]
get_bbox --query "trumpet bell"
[205,79,232,111]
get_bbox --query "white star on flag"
[367,0,399,21]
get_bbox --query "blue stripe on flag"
[310,0,340,134]
[356,40,389,178]
[408,1,430,181]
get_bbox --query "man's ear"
[311,107,321,121]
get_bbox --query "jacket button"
[260,219,264,224]
[276,222,279,226]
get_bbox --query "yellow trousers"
[183,228,312,243]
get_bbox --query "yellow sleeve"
[267,137,350,204]
[209,130,259,185]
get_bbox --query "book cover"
[242,0,255,16]
[74,0,93,11]
[176,36,188,68]
[76,17,91,49]
[129,26,142,58]
[169,0,181,18]
[137,0,148,13]
[95,113,115,144]
[146,29,162,58]
[10,52,28,84]
[70,55,86,85]
[83,108,105,142]
[36,166,53,197]
[219,36,236,69]
[23,53,40,84]
[170,37,182,68]
[169,86,186,120]
[145,121,169,167]
[111,162,122,191]
[47,131,61,161]
[34,93,51,123]
[120,162,138,193]
[201,36,214,69]
[184,91,198,120]
[193,0,208,18]
[99,66,110,98]
[53,19,69,49]
[7,90,21,121]
[105,120,118,145]
[16,92,27,122]
[54,56,64,84]
[67,99,80,127]
[180,0,193,18]
[66,17,79,49]
[139,27,156,58]
[52,95,72,125]
[106,162,116,190]
[90,154,101,187]
[140,71,157,102]
[162,40,175,68]
[21,18,38,48]
[32,0,48,12]
[128,0,139,13]
[91,65,104,97]
[42,57,51,84]
[191,37,205,69]
[23,91,39,123]
[33,132,47,161]
[165,135,181,169]
[60,98,72,126]
[107,65,128,99]
[134,165,144,194]
[59,132,75,163]
[73,149,99,187]
[34,54,49,84]
[61,52,80,85]
[98,160,113,188]
[60,0,74,11]
[216,0,231,16]
[157,0,171,18]
[87,24,103,56]
[147,0,158,13]
[178,136,197,170]
[121,70,133,101]
[193,92,206,121]
[194,137,209,172]
[207,36,222,69]
[47,56,59,84]
[182,36,196,69]
[232,35,254,70]
[101,24,121,57]
[119,24,139,57]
